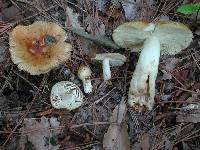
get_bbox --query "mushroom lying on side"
[78,65,93,93]
[93,53,126,81]
[50,81,83,110]
[113,21,193,110]
[9,21,72,75]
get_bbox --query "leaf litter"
[19,116,61,150]
[1,0,200,149]
[103,99,130,150]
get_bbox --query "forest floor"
[1,0,200,150]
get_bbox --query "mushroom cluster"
[9,20,193,111]
[9,21,72,75]
[113,21,193,110]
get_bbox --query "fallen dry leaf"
[103,99,130,150]
[19,116,61,150]
[121,0,141,20]
[141,133,150,150]
[66,6,82,29]
[160,58,180,80]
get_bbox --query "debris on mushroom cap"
[50,81,83,110]
[9,21,72,75]
[112,21,193,55]
[94,53,127,66]
[78,65,93,93]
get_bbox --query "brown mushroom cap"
[112,21,193,55]
[9,21,72,75]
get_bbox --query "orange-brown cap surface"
[9,21,72,75]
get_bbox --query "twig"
[70,122,111,129]
[174,86,200,95]
[13,71,40,91]
[93,87,116,105]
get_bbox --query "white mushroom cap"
[113,21,193,55]
[78,66,93,93]
[93,53,126,81]
[50,81,83,110]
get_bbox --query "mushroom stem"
[103,58,111,80]
[82,79,92,93]
[128,36,160,110]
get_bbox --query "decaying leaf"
[66,6,82,29]
[176,113,200,123]
[84,15,105,36]
[177,98,200,123]
[103,99,130,150]
[160,58,180,80]
[132,132,151,150]
[95,0,107,11]
[110,99,126,124]
[121,0,141,20]
[141,133,150,150]
[19,116,61,150]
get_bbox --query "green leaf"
[49,137,57,146]
[177,2,200,15]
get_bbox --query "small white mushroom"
[50,81,83,110]
[113,21,193,110]
[78,65,92,93]
[93,53,126,81]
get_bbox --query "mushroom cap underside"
[112,21,193,55]
[94,53,127,66]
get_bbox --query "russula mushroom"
[50,81,83,110]
[113,21,193,110]
[93,53,126,81]
[9,21,72,75]
[78,65,93,93]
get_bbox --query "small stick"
[70,122,111,129]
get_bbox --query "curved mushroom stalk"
[128,36,160,110]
